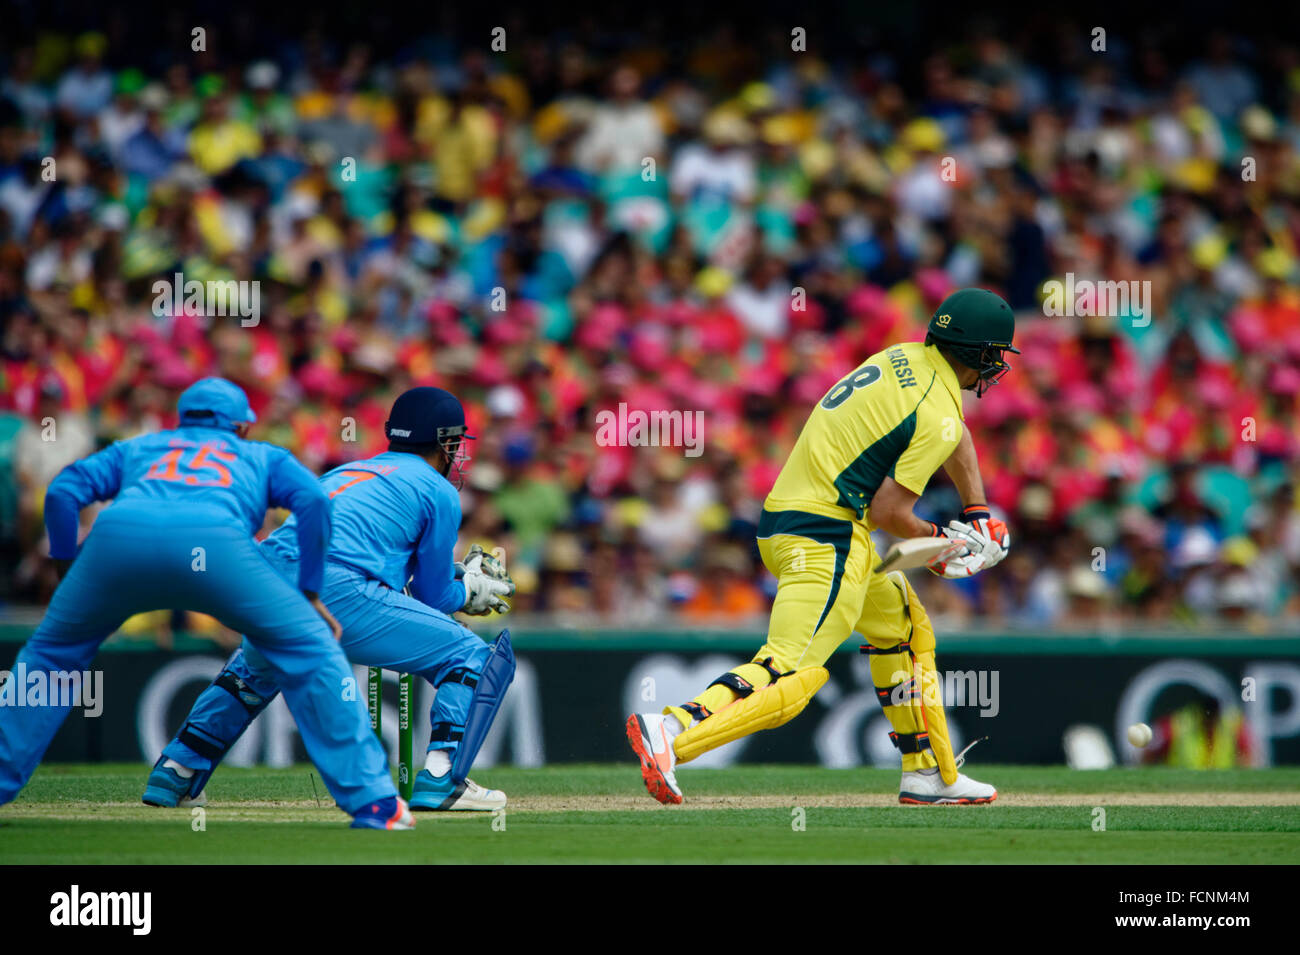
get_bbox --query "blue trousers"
[161,553,490,788]
[0,509,394,813]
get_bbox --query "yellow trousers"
[668,509,954,779]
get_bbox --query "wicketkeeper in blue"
[143,386,517,812]
[0,378,409,829]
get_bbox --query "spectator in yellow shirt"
[188,94,262,175]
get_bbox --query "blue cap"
[384,387,471,446]
[177,377,257,431]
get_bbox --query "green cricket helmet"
[925,288,1020,397]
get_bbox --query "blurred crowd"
[3,14,1300,638]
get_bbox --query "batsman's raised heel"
[626,713,683,805]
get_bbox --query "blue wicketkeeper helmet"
[385,387,475,487]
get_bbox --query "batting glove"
[927,547,987,578]
[944,506,1010,569]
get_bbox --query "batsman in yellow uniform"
[627,288,1017,804]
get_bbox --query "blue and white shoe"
[350,796,415,830]
[141,758,207,808]
[409,769,506,811]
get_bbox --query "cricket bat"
[873,536,968,573]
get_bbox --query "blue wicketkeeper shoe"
[409,769,506,811]
[141,758,206,808]
[350,795,415,830]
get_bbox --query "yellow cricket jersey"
[765,342,965,528]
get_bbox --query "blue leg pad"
[451,630,515,782]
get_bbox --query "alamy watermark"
[0,664,103,717]
[50,885,151,935]
[890,668,1000,717]
[152,272,261,327]
[1042,273,1150,327]
[595,402,704,458]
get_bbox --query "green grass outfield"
[3,764,1299,864]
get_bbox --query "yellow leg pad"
[890,571,936,655]
[868,647,939,776]
[688,661,778,718]
[673,668,828,764]
[889,573,958,784]
[664,705,694,730]
[914,648,958,786]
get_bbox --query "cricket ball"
[1126,722,1153,748]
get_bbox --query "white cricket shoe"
[409,769,507,811]
[626,713,683,805]
[442,778,507,811]
[899,767,997,805]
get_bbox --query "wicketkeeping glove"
[459,543,515,615]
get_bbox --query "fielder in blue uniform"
[144,387,517,812]
[0,378,410,829]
